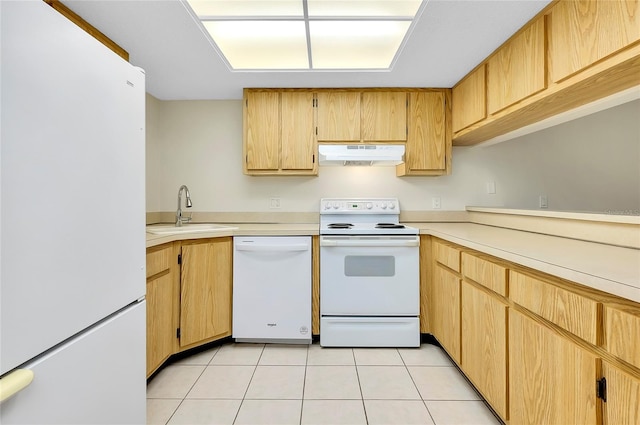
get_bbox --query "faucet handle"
[182,212,193,223]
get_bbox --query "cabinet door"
[146,273,174,376]
[431,264,461,363]
[404,91,446,172]
[281,92,316,171]
[180,238,233,348]
[549,0,640,83]
[452,65,486,133]
[487,17,546,114]
[316,92,360,141]
[461,282,508,420]
[602,362,640,425]
[361,92,407,141]
[245,91,280,171]
[509,309,598,425]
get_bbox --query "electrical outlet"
[486,181,496,194]
[539,195,548,209]
[432,197,441,209]
[270,198,281,209]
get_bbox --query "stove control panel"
[321,198,399,214]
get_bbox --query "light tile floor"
[147,343,502,425]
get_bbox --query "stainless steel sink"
[146,223,238,235]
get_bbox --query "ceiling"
[62,0,552,101]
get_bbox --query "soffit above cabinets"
[60,0,553,99]
[186,0,424,70]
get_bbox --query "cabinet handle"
[0,369,35,403]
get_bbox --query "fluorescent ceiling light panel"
[307,0,422,17]
[203,21,309,69]
[189,0,303,17]
[187,0,424,70]
[310,21,411,69]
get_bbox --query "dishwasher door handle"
[235,243,309,252]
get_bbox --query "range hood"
[318,144,405,166]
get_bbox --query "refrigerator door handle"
[0,369,35,403]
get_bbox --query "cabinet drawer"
[433,240,460,272]
[146,245,172,278]
[605,305,640,368]
[461,253,507,296]
[510,270,600,344]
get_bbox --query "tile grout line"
[351,348,370,425]
[400,345,438,425]
[232,344,265,425]
[299,344,310,425]
[163,346,221,425]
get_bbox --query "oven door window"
[344,255,395,277]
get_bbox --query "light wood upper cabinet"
[452,0,640,145]
[398,91,448,175]
[602,362,640,425]
[509,309,599,425]
[487,17,546,115]
[244,91,279,171]
[549,0,640,83]
[316,92,360,142]
[179,238,232,348]
[281,92,316,171]
[461,281,508,420]
[452,65,486,133]
[361,91,407,142]
[243,89,317,175]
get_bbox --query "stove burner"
[376,223,405,229]
[328,223,354,229]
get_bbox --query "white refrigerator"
[0,1,146,423]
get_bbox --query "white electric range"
[319,198,420,347]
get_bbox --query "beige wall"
[145,95,640,215]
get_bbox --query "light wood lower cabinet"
[431,263,461,363]
[509,309,599,425]
[179,238,232,348]
[602,362,640,425]
[146,245,175,377]
[461,281,508,420]
[145,238,233,377]
[427,237,640,424]
[146,274,174,375]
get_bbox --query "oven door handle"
[320,238,419,248]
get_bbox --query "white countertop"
[146,221,639,303]
[415,223,640,303]
[146,223,319,248]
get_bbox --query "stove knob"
[324,202,332,210]
[332,202,340,209]
[388,202,396,210]
[381,203,387,209]
[366,202,373,210]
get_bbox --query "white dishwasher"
[233,236,312,344]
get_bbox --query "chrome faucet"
[176,185,193,227]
